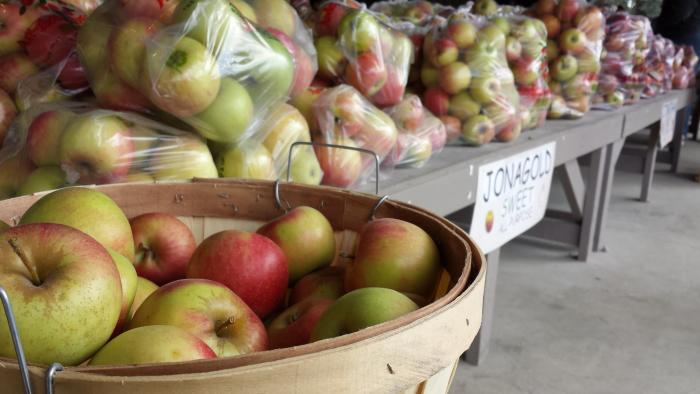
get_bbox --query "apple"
[370,65,405,107]
[91,68,152,112]
[145,36,221,117]
[58,114,133,184]
[310,287,419,341]
[290,85,325,132]
[345,51,387,97]
[130,212,196,285]
[429,38,459,67]
[17,166,66,196]
[540,14,560,39]
[390,94,424,131]
[314,135,363,187]
[575,6,603,37]
[171,0,246,50]
[512,18,544,42]
[22,14,77,69]
[440,115,462,142]
[148,135,218,180]
[267,28,314,98]
[25,110,74,167]
[327,85,366,127]
[126,277,159,321]
[534,0,556,16]
[505,37,523,62]
[190,78,253,143]
[217,143,277,180]
[250,0,297,36]
[557,0,580,23]
[576,51,601,73]
[551,55,578,81]
[0,151,34,199]
[107,249,138,336]
[268,297,334,349]
[559,28,587,54]
[258,206,336,283]
[316,36,346,80]
[290,147,323,185]
[547,39,560,60]
[567,95,590,113]
[0,87,16,147]
[338,10,380,53]
[262,103,311,160]
[461,114,496,146]
[129,278,267,356]
[449,91,481,120]
[120,0,180,22]
[0,223,122,365]
[469,77,502,104]
[473,0,498,17]
[476,24,506,51]
[89,325,216,366]
[290,266,345,305]
[420,65,439,87]
[20,187,135,259]
[423,87,450,116]
[316,1,351,36]
[425,118,448,151]
[230,0,257,23]
[345,218,441,298]
[495,115,523,142]
[247,31,295,100]
[447,20,477,49]
[439,61,471,95]
[359,109,399,159]
[0,4,40,56]
[187,230,288,318]
[0,53,39,95]
[512,58,539,86]
[605,91,625,107]
[109,17,161,88]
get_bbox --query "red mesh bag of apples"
[421,9,522,147]
[311,84,398,188]
[593,11,651,109]
[528,0,605,119]
[0,101,220,200]
[313,0,414,108]
[74,0,314,147]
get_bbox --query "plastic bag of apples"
[421,9,522,147]
[528,0,605,119]
[313,0,414,108]
[74,0,313,147]
[641,35,670,98]
[592,11,651,109]
[0,101,219,200]
[671,45,696,90]
[383,94,447,169]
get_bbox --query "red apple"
[440,115,462,142]
[26,110,74,167]
[495,115,522,142]
[267,297,334,349]
[130,212,197,285]
[120,0,180,22]
[22,15,77,69]
[0,53,39,95]
[447,20,477,49]
[0,4,40,56]
[91,68,152,112]
[345,51,387,97]
[370,65,405,107]
[541,14,561,39]
[314,135,363,187]
[290,266,346,305]
[187,230,288,318]
[0,88,16,147]
[559,28,587,54]
[57,51,89,90]
[423,87,450,116]
[428,38,458,67]
[534,0,556,16]
[316,1,351,37]
[557,0,580,23]
[512,58,539,86]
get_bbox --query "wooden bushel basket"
[0,179,486,394]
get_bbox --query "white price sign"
[659,99,678,148]
[469,142,556,254]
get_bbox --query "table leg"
[641,128,659,202]
[577,148,605,262]
[463,248,500,366]
[593,139,624,252]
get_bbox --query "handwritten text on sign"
[470,142,557,254]
[659,99,678,148]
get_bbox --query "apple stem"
[8,239,41,286]
[216,316,236,337]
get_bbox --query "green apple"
[172,0,246,50]
[129,279,268,356]
[89,325,216,365]
[26,110,74,167]
[449,91,481,121]
[148,135,218,180]
[146,36,221,117]
[109,17,161,88]
[0,223,122,365]
[476,24,506,50]
[469,76,502,104]
[310,287,419,341]
[262,103,310,160]
[217,143,277,180]
[231,0,257,23]
[20,187,135,260]
[191,78,254,142]
[344,218,441,298]
[250,0,296,36]
[76,11,113,75]
[245,31,294,100]
[290,146,323,185]
[316,36,346,80]
[473,0,498,17]
[17,166,66,196]
[257,206,336,283]
[107,249,137,335]
[491,17,511,35]
[338,10,380,53]
[58,114,133,184]
[462,114,496,146]
[447,20,477,49]
[551,54,578,82]
[420,65,439,87]
[127,277,159,321]
[439,61,471,95]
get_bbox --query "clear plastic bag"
[641,35,669,98]
[672,45,694,89]
[0,101,218,199]
[312,84,398,187]
[76,0,300,146]
[529,0,605,119]
[422,10,522,146]
[313,1,414,108]
[383,94,446,168]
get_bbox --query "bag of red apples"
[671,45,698,89]
[593,12,651,109]
[73,0,315,147]
[421,10,522,146]
[0,102,220,200]
[529,0,605,119]
[641,35,670,98]
[313,1,414,108]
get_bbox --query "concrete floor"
[450,140,700,394]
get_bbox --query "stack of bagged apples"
[593,11,651,109]
[528,0,605,119]
[671,45,698,90]
[421,9,522,147]
[0,186,443,366]
[641,35,670,98]
[313,1,414,108]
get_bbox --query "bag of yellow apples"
[528,0,605,119]
[0,101,218,200]
[422,9,522,147]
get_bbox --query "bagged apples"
[641,35,670,98]
[383,94,446,168]
[313,1,414,107]
[672,45,696,90]
[75,0,301,146]
[0,101,218,199]
[312,84,398,188]
[422,10,522,146]
[529,0,605,119]
[593,12,651,109]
